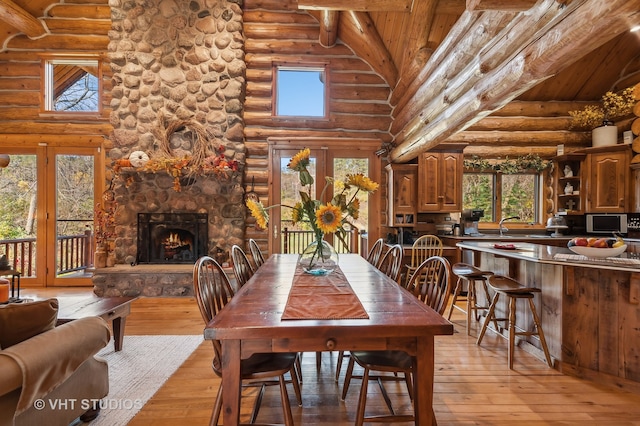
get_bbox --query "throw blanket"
[281,264,369,320]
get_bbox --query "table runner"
[281,264,369,320]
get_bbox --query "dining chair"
[192,256,301,425]
[365,238,385,267]
[341,256,453,425]
[248,238,266,269]
[403,234,443,286]
[335,243,402,382]
[231,244,255,290]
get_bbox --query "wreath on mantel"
[113,117,240,191]
[463,154,550,173]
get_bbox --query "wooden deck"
[27,288,640,425]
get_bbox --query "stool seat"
[447,263,495,336]
[478,274,553,369]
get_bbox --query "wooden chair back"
[376,244,403,283]
[366,238,385,267]
[192,256,235,371]
[407,256,453,316]
[249,238,266,269]
[231,245,255,289]
[409,235,443,268]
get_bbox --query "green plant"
[569,86,636,130]
[463,154,549,173]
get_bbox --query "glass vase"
[298,238,339,276]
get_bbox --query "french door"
[269,140,381,255]
[0,145,102,287]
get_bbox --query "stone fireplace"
[93,0,247,297]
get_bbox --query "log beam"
[389,0,640,163]
[297,0,413,12]
[466,0,538,11]
[319,10,339,47]
[462,145,564,158]
[337,11,398,87]
[0,0,46,38]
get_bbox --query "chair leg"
[341,356,356,400]
[335,350,345,382]
[278,374,295,426]
[210,385,223,426]
[466,279,474,335]
[508,296,517,370]
[316,351,322,371]
[355,367,370,426]
[528,298,553,367]
[446,277,462,320]
[289,365,303,406]
[477,292,500,345]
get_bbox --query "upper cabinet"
[386,163,417,227]
[417,150,463,212]
[554,153,586,215]
[585,145,631,213]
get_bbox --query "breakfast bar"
[457,241,640,392]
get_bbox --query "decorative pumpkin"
[129,151,150,168]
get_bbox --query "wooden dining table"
[203,253,454,425]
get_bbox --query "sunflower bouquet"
[246,148,378,274]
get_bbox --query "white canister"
[592,124,618,147]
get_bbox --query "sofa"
[0,298,111,426]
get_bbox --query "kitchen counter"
[459,240,640,392]
[456,241,640,272]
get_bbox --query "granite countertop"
[456,241,640,272]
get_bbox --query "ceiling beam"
[0,0,46,38]
[297,0,413,12]
[318,10,339,47]
[466,0,538,11]
[389,0,640,163]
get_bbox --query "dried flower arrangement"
[463,154,550,173]
[569,87,636,130]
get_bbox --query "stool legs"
[528,298,553,368]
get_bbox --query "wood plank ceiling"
[0,0,639,162]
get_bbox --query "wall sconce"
[0,154,9,168]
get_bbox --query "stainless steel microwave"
[585,213,627,235]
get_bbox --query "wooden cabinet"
[554,153,585,215]
[585,145,631,213]
[417,151,463,212]
[386,163,417,227]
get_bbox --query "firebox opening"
[136,213,208,264]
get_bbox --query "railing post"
[283,227,289,254]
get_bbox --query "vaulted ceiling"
[1,0,639,162]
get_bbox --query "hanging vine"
[463,154,550,173]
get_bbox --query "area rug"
[92,335,203,426]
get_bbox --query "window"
[462,172,539,224]
[274,66,326,117]
[42,57,102,113]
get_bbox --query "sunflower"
[291,202,303,225]
[347,198,360,220]
[287,148,311,171]
[246,199,269,230]
[347,173,379,193]
[315,203,341,234]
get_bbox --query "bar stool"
[447,263,495,336]
[477,274,553,369]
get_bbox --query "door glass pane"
[0,155,37,277]
[280,155,317,253]
[333,158,369,252]
[56,155,94,277]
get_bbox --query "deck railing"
[0,229,94,277]
[282,227,359,255]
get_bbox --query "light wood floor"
[28,288,640,425]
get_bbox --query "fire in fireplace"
[136,213,208,264]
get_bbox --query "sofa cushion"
[0,299,59,349]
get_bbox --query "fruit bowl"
[568,245,627,258]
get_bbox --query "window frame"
[462,168,543,226]
[272,63,329,119]
[40,54,103,118]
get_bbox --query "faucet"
[499,216,520,236]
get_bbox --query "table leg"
[112,316,126,352]
[413,336,435,426]
[221,339,242,426]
